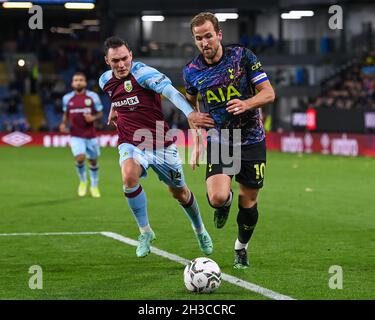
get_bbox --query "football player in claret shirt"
[59,72,103,198]
[99,36,215,258]
[183,12,275,268]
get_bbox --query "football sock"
[236,203,259,246]
[180,191,204,234]
[124,185,149,232]
[75,162,86,182]
[223,191,233,207]
[89,164,99,187]
[235,238,248,250]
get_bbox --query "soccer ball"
[183,257,222,293]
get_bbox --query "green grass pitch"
[0,146,374,299]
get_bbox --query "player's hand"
[188,111,215,129]
[84,113,96,123]
[226,99,250,115]
[107,109,118,128]
[59,123,68,133]
[190,130,204,170]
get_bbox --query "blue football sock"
[124,185,149,230]
[89,165,99,187]
[75,162,86,182]
[180,192,204,234]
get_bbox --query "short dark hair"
[190,12,220,35]
[104,36,130,55]
[72,72,86,80]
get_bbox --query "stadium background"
[0,0,374,301]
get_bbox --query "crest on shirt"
[124,80,133,92]
[84,99,92,106]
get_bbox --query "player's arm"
[161,85,214,129]
[107,106,118,127]
[59,95,69,132]
[226,80,275,115]
[98,71,117,127]
[84,111,103,123]
[185,93,199,112]
[84,92,104,123]
[184,92,203,147]
[184,92,203,141]
[182,70,213,129]
[59,111,69,133]
[183,92,206,170]
[133,62,214,128]
[227,49,275,115]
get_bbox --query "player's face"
[105,45,133,79]
[72,75,87,92]
[192,20,222,62]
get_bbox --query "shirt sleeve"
[99,70,112,92]
[62,94,69,112]
[132,62,172,94]
[87,91,103,112]
[244,48,269,86]
[161,84,194,117]
[183,66,198,96]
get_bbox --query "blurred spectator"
[295,67,309,85]
[239,34,250,48]
[320,36,332,54]
[2,93,30,132]
[56,48,69,72]
[264,33,276,52]
[250,34,264,54]
[308,50,375,110]
[51,78,66,98]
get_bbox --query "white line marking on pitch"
[0,232,102,237]
[0,231,295,300]
[101,232,296,300]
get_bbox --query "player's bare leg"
[168,185,213,255]
[206,174,233,228]
[122,158,155,257]
[88,158,100,198]
[234,184,260,269]
[75,154,87,197]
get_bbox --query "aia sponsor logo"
[1,131,32,147]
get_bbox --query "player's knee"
[123,175,139,188]
[238,194,258,208]
[244,200,257,208]
[170,187,189,203]
[75,155,85,164]
[208,192,228,208]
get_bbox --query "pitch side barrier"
[1,130,374,157]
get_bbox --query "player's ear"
[104,55,110,66]
[218,30,223,41]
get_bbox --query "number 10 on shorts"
[254,163,265,180]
